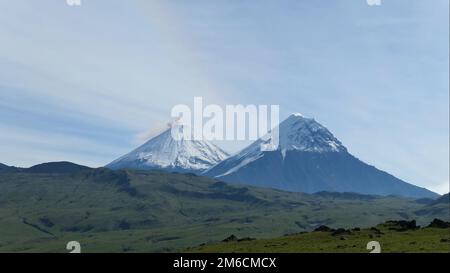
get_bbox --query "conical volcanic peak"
[107,125,229,173]
[205,113,437,198]
[277,113,347,153]
[231,113,347,161]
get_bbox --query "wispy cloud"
[133,122,172,145]
[0,0,447,193]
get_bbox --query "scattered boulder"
[385,220,418,231]
[222,235,238,242]
[427,219,450,229]
[370,227,384,235]
[284,231,308,236]
[221,235,255,242]
[314,225,335,232]
[332,228,352,236]
[237,237,256,242]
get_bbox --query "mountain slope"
[0,168,446,253]
[188,220,450,253]
[26,162,91,173]
[107,126,229,173]
[205,114,437,198]
[414,193,449,217]
[432,193,449,205]
[0,163,21,173]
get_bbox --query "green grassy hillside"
[0,168,447,253]
[188,220,450,253]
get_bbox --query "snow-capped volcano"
[213,113,347,177]
[205,113,437,198]
[277,113,346,153]
[107,125,229,173]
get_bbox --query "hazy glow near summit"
[0,0,448,194]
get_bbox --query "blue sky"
[0,0,448,194]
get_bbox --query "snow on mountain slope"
[212,113,346,177]
[205,113,438,198]
[277,113,346,153]
[107,125,229,173]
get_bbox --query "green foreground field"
[0,168,448,253]
[188,222,450,253]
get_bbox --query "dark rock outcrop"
[222,235,238,242]
[385,220,418,231]
[314,225,335,232]
[427,219,450,229]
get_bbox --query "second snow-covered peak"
[239,113,347,157]
[205,113,348,179]
[277,113,347,153]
